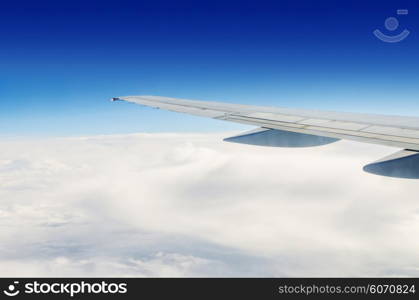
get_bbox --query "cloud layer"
[1,132,419,277]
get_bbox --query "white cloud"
[0,132,419,276]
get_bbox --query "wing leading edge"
[112,95,419,178]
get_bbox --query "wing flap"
[299,119,369,131]
[221,114,419,151]
[362,126,419,139]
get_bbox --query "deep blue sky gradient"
[1,0,418,136]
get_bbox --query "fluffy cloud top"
[0,132,418,277]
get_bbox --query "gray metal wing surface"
[112,95,419,178]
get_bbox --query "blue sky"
[1,0,418,136]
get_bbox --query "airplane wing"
[112,95,419,179]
